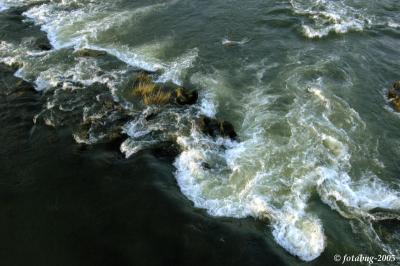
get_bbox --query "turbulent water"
[1,0,400,264]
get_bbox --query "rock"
[388,89,398,99]
[145,111,158,121]
[105,132,127,151]
[134,72,153,86]
[392,98,400,112]
[201,162,211,169]
[196,116,237,139]
[388,81,400,112]
[143,89,172,105]
[14,79,35,91]
[33,36,52,51]
[151,141,181,159]
[220,120,237,139]
[393,80,400,90]
[37,43,52,51]
[74,48,107,58]
[175,87,198,105]
[0,63,35,94]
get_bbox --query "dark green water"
[0,1,400,265]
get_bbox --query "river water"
[0,0,400,265]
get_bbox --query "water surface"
[1,0,400,265]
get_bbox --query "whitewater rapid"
[0,0,399,262]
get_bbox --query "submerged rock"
[36,40,52,51]
[196,116,237,139]
[74,48,107,57]
[150,141,181,159]
[37,43,51,51]
[0,63,35,95]
[388,80,400,112]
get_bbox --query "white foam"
[221,37,249,47]
[290,0,369,38]
[0,4,7,12]
[174,126,327,261]
[173,63,400,261]
[317,168,400,216]
[23,1,196,85]
[120,138,157,158]
[388,21,400,29]
[23,2,168,49]
[0,0,43,11]
[157,48,199,85]
[272,205,326,261]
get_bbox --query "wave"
[221,37,250,47]
[0,4,7,12]
[0,0,42,11]
[290,0,370,38]
[22,0,195,84]
[173,59,400,261]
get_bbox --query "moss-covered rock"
[130,73,198,106]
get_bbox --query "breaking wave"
[173,58,400,261]
[290,0,371,38]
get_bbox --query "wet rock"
[388,89,397,99]
[201,162,211,170]
[388,80,400,112]
[151,141,181,159]
[175,87,198,105]
[220,120,237,139]
[130,73,198,106]
[143,89,172,105]
[196,116,237,139]
[393,80,400,90]
[145,111,158,121]
[391,98,400,112]
[0,63,35,95]
[134,72,153,86]
[104,131,127,151]
[38,43,51,51]
[13,77,34,89]
[130,73,172,105]
[9,61,23,70]
[74,48,107,58]
[36,41,52,51]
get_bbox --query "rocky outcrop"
[131,72,198,106]
[35,37,52,51]
[388,81,400,112]
[175,87,198,105]
[196,116,237,140]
